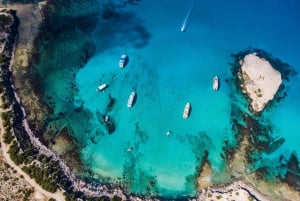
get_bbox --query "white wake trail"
[180,0,196,32]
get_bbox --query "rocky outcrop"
[238,53,282,113]
[198,181,272,201]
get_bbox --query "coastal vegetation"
[0,7,125,200]
[1,109,74,195]
[0,7,71,199]
[0,157,35,200]
[9,0,100,174]
[0,10,34,200]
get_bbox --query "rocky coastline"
[198,181,272,201]
[0,4,127,200]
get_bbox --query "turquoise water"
[40,0,300,197]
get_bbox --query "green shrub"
[8,141,25,165]
[3,175,9,181]
[1,102,10,109]
[22,163,59,193]
[23,188,34,201]
[111,196,122,201]
[3,131,14,144]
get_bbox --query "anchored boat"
[119,54,128,68]
[97,83,108,91]
[183,102,191,119]
[213,76,219,91]
[127,92,136,108]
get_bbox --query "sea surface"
[39,0,300,197]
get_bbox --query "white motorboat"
[183,102,191,119]
[127,92,136,108]
[119,54,128,68]
[97,83,108,91]
[213,76,219,91]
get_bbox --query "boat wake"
[180,0,196,32]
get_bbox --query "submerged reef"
[11,0,100,173]
[232,48,296,114]
[0,7,75,197]
[284,153,300,190]
[228,47,300,191]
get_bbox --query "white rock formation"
[239,53,282,113]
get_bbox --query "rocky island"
[238,53,282,113]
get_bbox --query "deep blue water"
[41,0,300,197]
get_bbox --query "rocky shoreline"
[0,4,126,200]
[198,181,272,201]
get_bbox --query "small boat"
[183,102,191,119]
[213,76,219,91]
[180,11,190,32]
[180,21,187,32]
[97,83,108,91]
[127,92,136,108]
[166,130,172,136]
[180,0,196,32]
[119,54,128,68]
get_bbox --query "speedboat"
[181,22,187,32]
[127,92,136,108]
[97,83,108,91]
[213,76,219,91]
[119,54,128,68]
[180,0,195,32]
[183,102,191,119]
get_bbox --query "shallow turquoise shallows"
[74,0,300,197]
